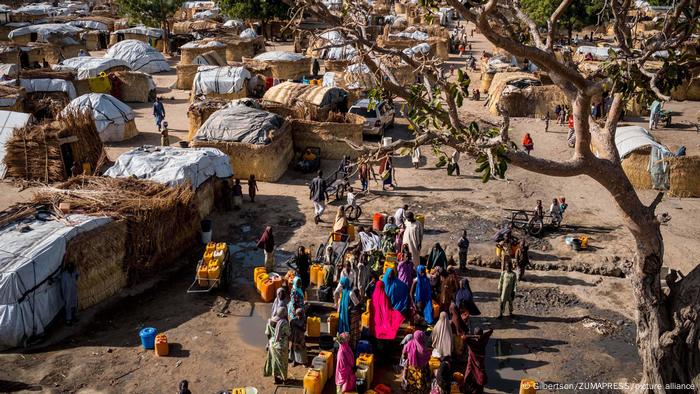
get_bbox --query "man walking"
[358,161,370,192]
[498,263,517,319]
[153,96,165,130]
[309,170,328,224]
[458,230,470,270]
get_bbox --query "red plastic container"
[372,213,386,232]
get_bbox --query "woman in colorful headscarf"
[431,311,453,358]
[288,277,305,318]
[397,249,415,288]
[263,307,290,384]
[402,330,432,393]
[439,266,460,312]
[410,265,435,325]
[456,278,481,316]
[383,267,410,313]
[289,308,307,366]
[271,287,289,317]
[335,277,352,334]
[370,280,405,340]
[336,332,357,393]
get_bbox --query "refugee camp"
[1,0,700,393]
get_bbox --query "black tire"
[512,211,529,229]
[345,205,362,220]
[527,219,544,236]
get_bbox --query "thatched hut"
[109,27,166,52]
[179,39,227,65]
[486,72,568,117]
[191,65,252,102]
[0,84,26,112]
[2,112,104,182]
[614,126,700,198]
[221,35,266,62]
[18,70,77,119]
[109,71,156,103]
[262,81,350,121]
[243,51,311,80]
[187,98,229,140]
[62,93,139,142]
[176,51,227,90]
[378,26,450,60]
[283,113,364,160]
[191,102,293,181]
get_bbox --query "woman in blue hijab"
[288,277,305,317]
[410,265,435,325]
[383,268,409,313]
[336,276,352,334]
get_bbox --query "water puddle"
[235,302,271,348]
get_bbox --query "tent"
[0,110,32,179]
[195,103,283,144]
[67,19,110,32]
[104,40,171,74]
[61,93,138,142]
[8,24,82,42]
[0,213,112,349]
[54,57,131,79]
[19,78,77,100]
[614,126,667,159]
[192,66,251,97]
[104,146,233,189]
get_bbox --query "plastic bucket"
[139,327,157,349]
[382,137,393,147]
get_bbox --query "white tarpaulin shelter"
[12,4,56,15]
[239,28,258,39]
[104,40,170,74]
[254,51,305,61]
[403,43,431,57]
[390,30,429,41]
[8,24,82,40]
[223,19,244,28]
[192,66,251,96]
[0,64,18,79]
[112,26,163,38]
[67,20,109,31]
[0,214,112,349]
[19,78,77,100]
[181,40,225,50]
[196,104,282,144]
[55,57,131,79]
[104,146,233,189]
[183,1,215,8]
[615,126,667,159]
[61,93,135,142]
[576,46,620,61]
[0,110,32,179]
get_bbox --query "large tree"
[520,0,604,40]
[287,0,700,391]
[118,0,179,52]
[218,0,290,38]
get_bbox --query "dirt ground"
[1,21,699,394]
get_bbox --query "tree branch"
[546,0,573,52]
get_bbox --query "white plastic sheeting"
[183,1,215,8]
[104,146,233,189]
[390,30,429,41]
[576,46,620,61]
[239,28,258,39]
[0,214,112,349]
[20,78,77,100]
[104,40,171,74]
[254,51,305,62]
[8,23,82,40]
[55,57,131,79]
[0,110,32,179]
[192,66,251,96]
[0,64,18,79]
[615,126,667,159]
[181,40,225,49]
[67,20,109,31]
[196,104,283,144]
[61,93,135,142]
[12,4,56,15]
[402,43,431,57]
[223,19,244,28]
[193,10,218,19]
[112,26,164,38]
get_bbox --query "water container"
[201,230,212,244]
[197,264,209,286]
[382,137,393,147]
[139,327,157,349]
[356,341,372,355]
[519,379,537,394]
[415,214,425,225]
[374,384,391,394]
[453,372,464,384]
[303,369,322,394]
[253,267,266,284]
[307,317,321,337]
[356,353,374,386]
[317,267,326,287]
[429,357,440,375]
[261,279,276,302]
[311,357,328,385]
[155,334,169,356]
[208,264,221,282]
[361,310,370,328]
[310,264,320,285]
[256,273,269,293]
[206,242,216,253]
[348,224,356,242]
[382,260,396,273]
[327,312,338,336]
[372,213,385,232]
[319,350,334,377]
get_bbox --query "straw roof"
[263,81,343,107]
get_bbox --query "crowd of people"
[256,184,541,393]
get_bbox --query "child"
[160,121,169,147]
[248,174,258,202]
[232,179,243,209]
[346,186,356,208]
[522,133,534,155]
